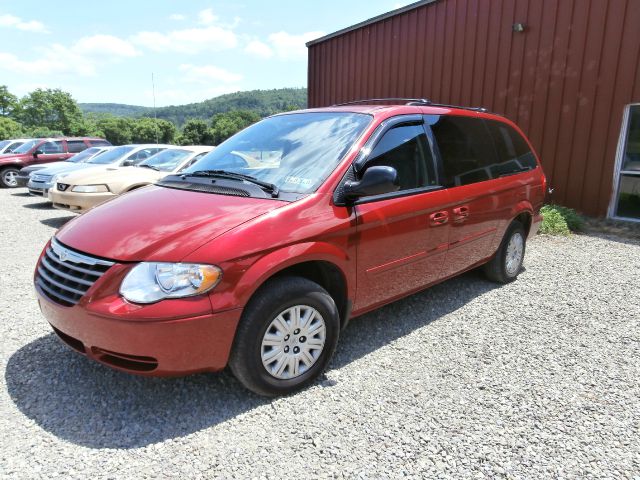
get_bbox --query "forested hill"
[80,88,307,125]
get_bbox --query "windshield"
[0,140,9,150]
[139,149,192,172]
[183,112,372,194]
[13,139,39,154]
[68,147,102,163]
[87,145,134,164]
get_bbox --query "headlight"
[120,262,222,304]
[72,184,109,193]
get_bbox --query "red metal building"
[306,0,640,219]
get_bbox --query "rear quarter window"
[484,120,538,176]
[67,140,88,153]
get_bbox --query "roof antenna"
[151,72,159,145]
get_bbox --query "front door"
[354,121,450,312]
[35,140,66,164]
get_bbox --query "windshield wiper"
[184,170,280,197]
[138,164,160,171]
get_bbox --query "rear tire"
[229,276,340,397]
[0,167,20,188]
[483,221,526,283]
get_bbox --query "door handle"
[452,205,470,221]
[429,211,449,226]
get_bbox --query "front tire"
[0,167,20,188]
[229,276,340,397]
[483,220,526,283]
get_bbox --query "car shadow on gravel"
[10,192,31,197]
[22,201,53,210]
[5,270,497,450]
[40,216,75,229]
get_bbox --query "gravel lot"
[0,188,638,479]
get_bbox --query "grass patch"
[540,204,584,235]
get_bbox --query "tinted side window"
[364,124,436,191]
[67,140,88,153]
[40,141,64,154]
[485,120,538,176]
[90,140,111,147]
[430,116,496,187]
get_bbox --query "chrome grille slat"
[44,249,107,277]
[40,256,95,286]
[37,266,88,296]
[36,238,114,307]
[36,278,79,306]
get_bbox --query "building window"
[612,105,640,220]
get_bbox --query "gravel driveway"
[0,188,638,479]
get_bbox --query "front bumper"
[16,173,30,188]
[36,284,243,376]
[27,179,53,197]
[49,188,116,213]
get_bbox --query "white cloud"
[0,34,139,78]
[0,49,94,76]
[73,34,139,58]
[179,64,243,84]
[244,40,273,59]
[132,26,237,54]
[198,8,218,25]
[169,13,186,21]
[243,31,323,61]
[0,13,48,33]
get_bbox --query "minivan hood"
[56,185,287,262]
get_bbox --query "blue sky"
[0,0,413,106]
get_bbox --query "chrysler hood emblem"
[57,248,69,262]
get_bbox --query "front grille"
[32,174,52,183]
[36,238,114,307]
[57,183,69,191]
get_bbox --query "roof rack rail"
[332,98,431,107]
[426,102,489,113]
[331,98,489,112]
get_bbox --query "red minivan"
[34,101,545,396]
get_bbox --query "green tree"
[177,119,214,145]
[210,110,260,144]
[0,85,18,116]
[16,88,83,135]
[25,126,64,138]
[94,116,134,145]
[131,117,176,144]
[0,117,24,139]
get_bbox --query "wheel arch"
[225,242,353,329]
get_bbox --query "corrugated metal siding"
[307,0,640,216]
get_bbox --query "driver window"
[40,141,64,154]
[364,124,435,191]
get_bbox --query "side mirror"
[121,159,134,167]
[33,149,43,157]
[343,166,400,202]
